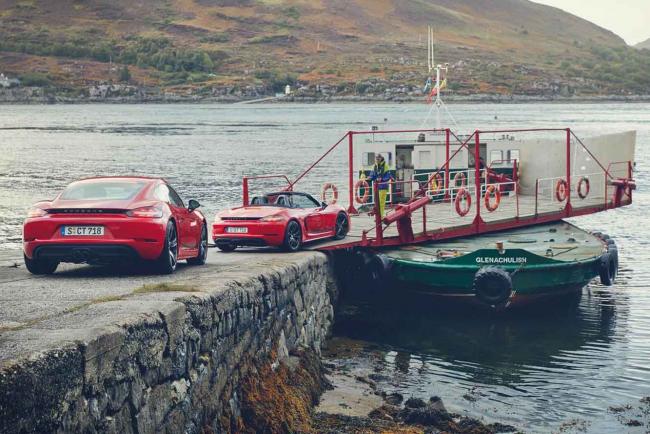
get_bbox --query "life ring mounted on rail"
[429,173,443,195]
[484,184,501,212]
[577,177,590,199]
[453,172,467,188]
[354,179,370,204]
[555,179,569,202]
[321,183,338,204]
[455,188,472,217]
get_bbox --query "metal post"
[534,179,539,217]
[566,128,572,214]
[444,128,450,200]
[243,177,249,206]
[474,131,481,231]
[515,183,519,218]
[422,204,427,233]
[347,132,358,214]
[373,185,383,244]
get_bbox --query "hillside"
[636,38,650,50]
[0,0,649,99]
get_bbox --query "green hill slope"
[0,0,648,98]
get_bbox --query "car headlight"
[27,207,48,218]
[260,214,287,222]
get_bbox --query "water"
[0,103,648,432]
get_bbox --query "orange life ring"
[577,177,590,199]
[321,183,338,204]
[484,184,501,212]
[354,179,370,204]
[555,179,569,202]
[453,172,467,188]
[455,188,472,217]
[429,173,443,195]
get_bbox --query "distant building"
[0,73,20,88]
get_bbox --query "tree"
[118,66,131,82]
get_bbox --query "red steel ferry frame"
[239,127,635,251]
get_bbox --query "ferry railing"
[242,127,634,248]
[415,168,490,202]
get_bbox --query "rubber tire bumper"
[599,242,618,286]
[473,266,513,306]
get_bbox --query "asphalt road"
[0,247,309,331]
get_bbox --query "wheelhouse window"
[490,150,503,164]
[363,152,376,166]
[508,149,520,162]
[61,181,146,200]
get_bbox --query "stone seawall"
[0,252,338,433]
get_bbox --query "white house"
[0,73,20,88]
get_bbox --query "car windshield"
[60,181,146,201]
[250,193,319,208]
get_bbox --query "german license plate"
[225,227,248,234]
[61,226,105,236]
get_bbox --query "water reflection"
[331,278,641,431]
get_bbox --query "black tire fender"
[473,266,513,306]
[599,252,613,286]
[365,254,392,287]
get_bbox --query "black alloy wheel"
[283,220,302,252]
[23,254,59,275]
[188,224,208,265]
[157,221,178,274]
[334,212,349,240]
[217,243,237,252]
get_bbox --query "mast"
[427,26,449,129]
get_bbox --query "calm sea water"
[0,103,648,432]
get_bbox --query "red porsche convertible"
[212,191,349,251]
[23,176,208,275]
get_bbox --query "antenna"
[429,26,436,72]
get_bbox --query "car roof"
[265,191,310,196]
[71,176,162,184]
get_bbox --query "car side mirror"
[188,199,201,212]
[321,201,327,209]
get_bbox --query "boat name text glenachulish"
[476,257,527,264]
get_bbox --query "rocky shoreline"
[230,345,519,434]
[1,86,650,105]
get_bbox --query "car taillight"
[127,204,163,218]
[260,214,286,222]
[27,207,48,218]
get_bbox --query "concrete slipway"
[0,250,340,433]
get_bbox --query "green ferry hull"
[390,255,599,306]
[381,222,616,309]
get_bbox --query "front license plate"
[225,227,248,234]
[61,226,105,236]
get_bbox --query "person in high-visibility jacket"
[370,154,392,217]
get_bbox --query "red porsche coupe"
[22,176,208,275]
[212,191,349,251]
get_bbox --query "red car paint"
[23,177,206,263]
[212,192,349,249]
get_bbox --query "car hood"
[218,206,287,219]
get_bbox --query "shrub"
[19,72,52,87]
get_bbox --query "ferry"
[370,221,618,309]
